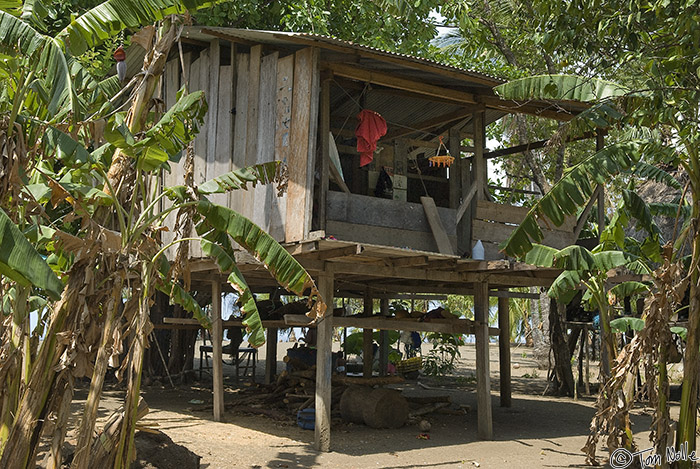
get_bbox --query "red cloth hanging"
[355,109,387,167]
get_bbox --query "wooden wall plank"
[206,40,220,185]
[213,64,232,208]
[304,48,320,236]
[326,220,457,253]
[256,52,279,235]
[286,47,315,242]
[231,53,250,215]
[272,54,294,241]
[189,51,206,258]
[245,45,262,167]
[162,59,180,258]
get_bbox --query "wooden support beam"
[319,79,331,230]
[379,298,389,377]
[363,290,374,378]
[498,296,511,407]
[473,111,486,201]
[420,196,455,255]
[483,132,597,159]
[449,127,462,209]
[314,271,334,452]
[332,316,499,335]
[388,256,430,268]
[474,280,493,439]
[456,184,478,224]
[315,244,363,260]
[326,63,477,105]
[211,280,224,422]
[264,328,278,385]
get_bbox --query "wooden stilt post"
[211,280,224,422]
[474,279,493,439]
[379,298,389,377]
[497,295,511,408]
[363,290,374,378]
[315,270,334,452]
[264,328,278,385]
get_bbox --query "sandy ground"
[70,341,679,469]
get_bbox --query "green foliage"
[422,332,463,377]
[495,75,629,103]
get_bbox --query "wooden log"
[361,388,409,429]
[339,386,373,424]
[332,375,404,386]
[404,395,451,405]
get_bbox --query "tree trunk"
[531,290,550,368]
[549,299,574,396]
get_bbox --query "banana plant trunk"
[676,202,700,467]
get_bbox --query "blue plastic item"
[297,408,315,430]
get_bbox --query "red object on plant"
[355,109,387,167]
[113,45,126,61]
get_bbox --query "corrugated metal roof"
[184,27,505,88]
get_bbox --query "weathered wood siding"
[472,200,576,260]
[326,191,458,253]
[161,44,319,256]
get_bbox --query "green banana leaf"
[58,0,226,56]
[0,208,63,300]
[608,281,650,302]
[494,74,629,103]
[154,254,210,329]
[197,161,283,195]
[200,235,265,347]
[610,317,645,334]
[501,140,658,258]
[0,10,77,115]
[631,162,681,190]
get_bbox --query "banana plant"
[497,73,700,461]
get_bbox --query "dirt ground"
[71,341,677,469]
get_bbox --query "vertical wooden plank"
[206,40,220,184]
[474,280,493,439]
[314,270,334,452]
[273,54,294,241]
[213,64,232,207]
[318,79,331,231]
[448,126,461,209]
[245,45,262,167]
[286,47,314,242]
[473,111,486,201]
[189,52,207,258]
[257,52,279,233]
[264,328,278,385]
[212,280,224,421]
[498,296,511,408]
[379,298,389,377]
[231,53,249,214]
[362,290,373,378]
[304,48,321,235]
[458,121,473,256]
